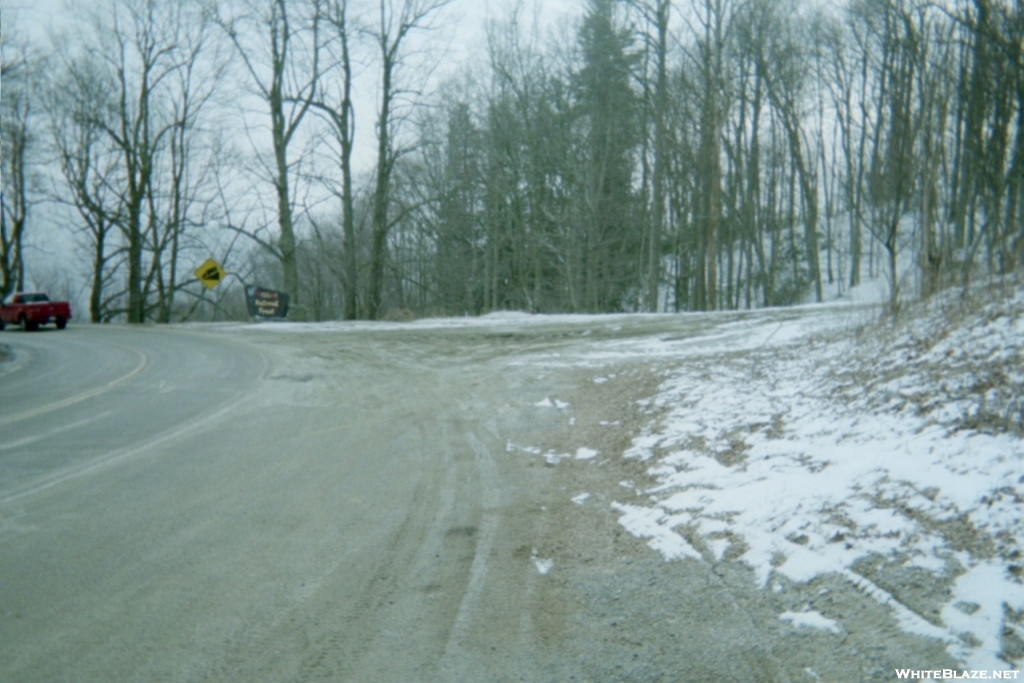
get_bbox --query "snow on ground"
[531,551,554,575]
[611,283,1024,670]
[779,610,843,635]
[216,311,663,334]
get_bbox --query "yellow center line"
[0,345,149,428]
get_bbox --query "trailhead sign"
[245,287,290,319]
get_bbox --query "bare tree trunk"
[695,0,725,311]
[338,5,358,321]
[0,133,27,298]
[643,0,670,312]
[49,57,123,323]
[367,28,394,320]
[886,219,899,313]
[309,0,359,318]
[220,0,320,310]
[366,0,450,319]
[1,34,37,298]
[90,229,108,323]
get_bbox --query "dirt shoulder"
[511,359,955,682]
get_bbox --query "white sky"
[2,0,582,292]
[9,0,583,171]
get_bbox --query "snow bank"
[612,283,1024,670]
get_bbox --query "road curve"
[1,311,939,682]
[1,322,553,682]
[0,326,267,503]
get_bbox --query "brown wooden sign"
[244,286,290,319]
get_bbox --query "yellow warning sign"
[194,258,225,289]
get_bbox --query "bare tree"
[685,0,732,310]
[855,0,922,314]
[729,0,780,307]
[365,0,451,320]
[49,0,229,323]
[218,0,321,310]
[149,13,226,322]
[0,24,43,298]
[91,0,193,322]
[759,4,824,304]
[952,0,1022,291]
[311,0,360,319]
[631,0,672,311]
[820,8,872,291]
[48,56,127,322]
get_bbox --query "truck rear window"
[12,293,51,304]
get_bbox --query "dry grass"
[832,280,1024,436]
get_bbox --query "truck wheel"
[0,318,5,331]
[56,318,67,330]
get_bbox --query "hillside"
[611,281,1024,671]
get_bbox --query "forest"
[1,0,1022,322]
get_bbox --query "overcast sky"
[2,0,586,293]
[8,0,583,171]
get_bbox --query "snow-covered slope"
[613,281,1024,670]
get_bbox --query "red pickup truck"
[0,292,72,331]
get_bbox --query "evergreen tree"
[575,0,640,311]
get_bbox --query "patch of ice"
[507,441,541,455]
[535,397,570,409]
[779,610,842,635]
[572,493,591,505]
[543,451,569,465]
[531,550,554,575]
[575,447,599,460]
[611,503,701,561]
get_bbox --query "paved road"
[0,313,946,682]
[0,322,587,682]
[0,326,267,504]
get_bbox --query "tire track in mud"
[287,427,448,682]
[438,430,502,675]
[258,333,563,682]
[256,359,507,683]
[206,416,445,683]
[531,368,801,682]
